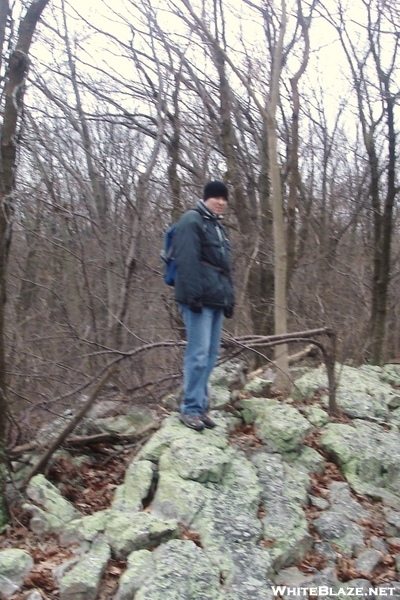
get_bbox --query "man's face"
[204,196,228,215]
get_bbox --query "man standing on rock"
[173,180,235,431]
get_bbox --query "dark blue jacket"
[173,202,235,311]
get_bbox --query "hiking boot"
[179,413,204,431]
[201,414,217,429]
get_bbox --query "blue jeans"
[179,304,224,416]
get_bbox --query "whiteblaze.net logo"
[271,586,396,597]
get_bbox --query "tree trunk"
[0,0,50,527]
[286,0,311,289]
[267,0,291,393]
[370,92,396,364]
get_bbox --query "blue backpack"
[161,210,207,286]
[160,223,177,286]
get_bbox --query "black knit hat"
[203,180,228,201]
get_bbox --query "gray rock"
[307,566,340,590]
[138,414,229,462]
[243,376,273,397]
[238,397,268,425]
[19,364,400,600]
[133,539,222,600]
[389,407,400,427]
[223,546,274,600]
[320,420,400,508]
[112,459,155,511]
[252,452,312,569]
[370,535,387,553]
[314,541,337,564]
[151,418,236,527]
[149,415,272,597]
[384,508,400,536]
[104,511,179,558]
[303,405,330,427]
[61,510,110,545]
[86,400,122,420]
[328,481,369,521]
[90,406,157,436]
[26,591,44,600]
[273,566,314,586]
[26,473,80,524]
[354,548,382,576]
[0,549,34,596]
[168,436,233,483]
[152,462,208,525]
[191,451,265,566]
[23,502,67,535]
[294,446,325,474]
[208,384,231,409]
[387,395,400,409]
[59,537,110,600]
[388,582,400,600]
[239,398,312,455]
[381,364,400,387]
[114,549,154,600]
[294,364,398,420]
[309,495,329,510]
[313,511,365,556]
[36,409,74,443]
[161,392,179,410]
[209,360,247,389]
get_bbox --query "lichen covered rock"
[0,549,34,596]
[61,510,110,545]
[294,364,398,421]
[24,474,81,534]
[112,459,155,511]
[313,511,365,556]
[320,420,400,508]
[104,511,179,558]
[133,540,222,600]
[252,452,312,569]
[114,549,154,600]
[239,398,312,455]
[59,537,110,600]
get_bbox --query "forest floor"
[0,419,398,599]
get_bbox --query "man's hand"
[190,299,203,313]
[224,305,234,319]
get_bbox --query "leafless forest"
[1,0,399,448]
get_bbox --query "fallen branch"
[20,365,116,488]
[64,420,160,447]
[10,327,338,481]
[289,344,315,364]
[221,327,338,415]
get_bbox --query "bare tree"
[325,0,399,364]
[0,0,50,525]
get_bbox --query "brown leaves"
[25,564,54,592]
[46,449,131,515]
[179,524,203,548]
[228,422,263,451]
[96,559,127,600]
[388,538,400,553]
[296,550,327,573]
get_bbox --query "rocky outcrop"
[0,549,34,596]
[293,363,400,421]
[320,420,400,509]
[57,537,111,600]
[3,361,400,598]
